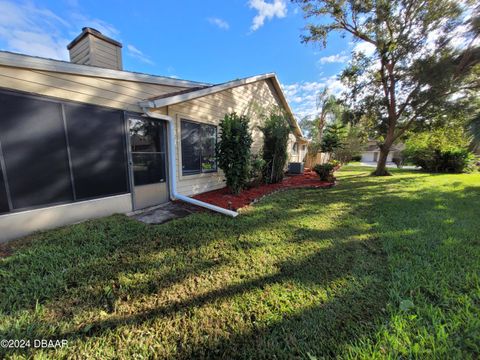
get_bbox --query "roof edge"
[139,73,275,108]
[140,73,305,140]
[0,51,208,88]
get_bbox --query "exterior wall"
[0,64,303,241]
[0,194,132,243]
[0,64,185,113]
[168,78,299,196]
[69,35,123,70]
[69,36,91,65]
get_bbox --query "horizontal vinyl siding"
[169,78,293,196]
[0,64,186,112]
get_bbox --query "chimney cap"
[67,27,122,50]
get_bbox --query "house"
[360,140,404,163]
[0,28,307,242]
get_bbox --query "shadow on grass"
[1,167,479,358]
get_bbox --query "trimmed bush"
[314,162,336,182]
[216,113,253,194]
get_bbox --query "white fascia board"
[0,51,208,88]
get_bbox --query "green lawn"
[0,166,479,359]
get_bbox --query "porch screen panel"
[0,92,73,210]
[0,169,8,214]
[64,103,129,200]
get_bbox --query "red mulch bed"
[193,170,334,211]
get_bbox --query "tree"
[333,124,368,163]
[294,0,480,175]
[469,115,480,151]
[299,89,343,165]
[320,122,346,155]
[216,113,253,194]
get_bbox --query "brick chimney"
[67,27,123,70]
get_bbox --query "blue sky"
[0,0,366,118]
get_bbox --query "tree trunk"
[372,146,391,176]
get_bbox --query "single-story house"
[360,140,404,163]
[0,27,307,242]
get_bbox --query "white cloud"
[318,53,349,64]
[281,81,325,119]
[352,41,376,56]
[0,0,155,67]
[281,75,346,119]
[208,17,230,30]
[248,0,287,31]
[0,0,71,59]
[126,44,154,65]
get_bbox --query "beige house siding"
[168,78,295,196]
[0,64,186,113]
[0,63,304,198]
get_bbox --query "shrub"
[260,111,291,184]
[403,128,475,173]
[314,162,337,182]
[247,154,266,188]
[351,154,362,162]
[216,113,253,194]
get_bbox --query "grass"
[0,166,479,359]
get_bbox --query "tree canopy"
[294,0,480,175]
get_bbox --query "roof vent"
[67,27,123,70]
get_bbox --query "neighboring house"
[0,27,307,242]
[361,140,404,163]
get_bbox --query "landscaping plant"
[216,112,253,194]
[294,0,480,175]
[403,128,475,173]
[260,111,291,184]
[313,161,337,182]
[320,122,346,156]
[247,154,266,188]
[331,124,367,164]
[1,166,479,358]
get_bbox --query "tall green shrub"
[216,113,253,194]
[403,128,475,173]
[260,112,291,184]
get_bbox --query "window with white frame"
[180,119,217,175]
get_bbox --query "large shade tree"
[293,0,480,175]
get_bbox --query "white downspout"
[142,109,238,217]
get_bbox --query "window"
[181,119,217,175]
[292,142,298,154]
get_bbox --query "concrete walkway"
[359,162,418,169]
[129,201,204,225]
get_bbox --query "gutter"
[141,109,238,218]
